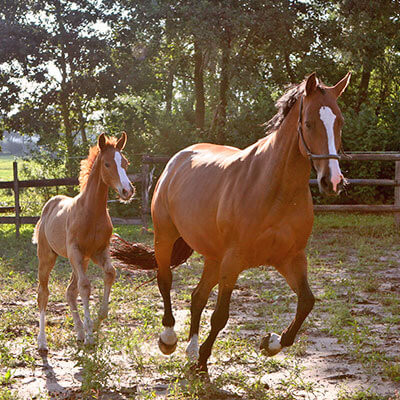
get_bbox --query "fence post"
[395,161,400,227]
[13,161,20,238]
[141,158,150,231]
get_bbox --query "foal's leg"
[37,242,57,352]
[260,251,315,356]
[69,250,94,345]
[197,252,242,372]
[186,258,220,361]
[155,233,178,355]
[66,270,85,342]
[92,249,116,329]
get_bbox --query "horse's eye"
[305,121,312,129]
[105,162,110,168]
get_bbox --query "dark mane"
[264,80,305,134]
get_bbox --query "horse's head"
[97,132,135,201]
[298,72,351,196]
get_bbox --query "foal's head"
[299,72,351,195]
[94,132,134,201]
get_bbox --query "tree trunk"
[59,92,74,177]
[165,66,174,116]
[216,32,231,143]
[356,61,372,113]
[194,40,205,130]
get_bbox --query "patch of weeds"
[384,361,400,382]
[0,370,14,386]
[287,335,309,358]
[70,339,117,398]
[0,387,19,400]
[337,387,390,400]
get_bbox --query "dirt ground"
[1,215,400,399]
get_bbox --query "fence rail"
[0,152,399,236]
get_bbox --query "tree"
[0,0,120,175]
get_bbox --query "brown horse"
[112,72,351,372]
[33,132,134,352]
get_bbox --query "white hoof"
[186,335,199,361]
[260,333,282,357]
[160,327,177,346]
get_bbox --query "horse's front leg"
[261,251,315,356]
[92,249,116,330]
[69,250,94,346]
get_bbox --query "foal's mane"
[79,136,118,191]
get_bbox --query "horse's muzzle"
[318,174,345,196]
[119,185,135,201]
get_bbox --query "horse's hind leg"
[155,231,179,355]
[66,271,85,342]
[197,251,242,372]
[37,241,57,352]
[261,251,315,356]
[92,249,116,330]
[186,258,219,361]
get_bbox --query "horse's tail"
[110,234,193,270]
[32,219,41,245]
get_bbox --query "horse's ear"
[116,131,127,151]
[331,72,351,98]
[305,72,318,96]
[98,133,106,151]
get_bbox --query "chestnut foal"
[33,133,134,351]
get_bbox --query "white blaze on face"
[114,151,131,192]
[319,106,343,191]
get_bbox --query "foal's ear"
[305,72,318,96]
[331,72,351,98]
[98,133,106,151]
[116,131,127,151]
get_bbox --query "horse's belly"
[249,226,300,267]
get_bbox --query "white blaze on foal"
[319,106,343,191]
[114,151,131,193]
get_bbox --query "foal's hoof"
[158,337,177,355]
[260,333,282,357]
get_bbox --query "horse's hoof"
[158,337,177,355]
[260,332,282,357]
[38,346,48,355]
[190,361,209,380]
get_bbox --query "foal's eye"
[105,162,110,168]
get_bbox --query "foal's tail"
[32,219,41,245]
[110,234,193,270]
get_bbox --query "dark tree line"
[1,0,400,203]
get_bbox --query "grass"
[0,154,15,181]
[0,215,399,399]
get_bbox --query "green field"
[0,154,15,181]
[0,215,399,399]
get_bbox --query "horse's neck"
[250,100,311,192]
[80,158,108,212]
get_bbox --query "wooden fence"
[1,153,400,237]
